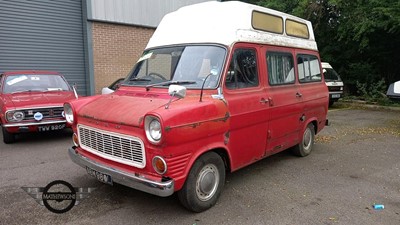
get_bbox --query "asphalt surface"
[1,107,400,225]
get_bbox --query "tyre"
[2,126,16,144]
[178,152,226,212]
[292,123,315,157]
[329,100,334,107]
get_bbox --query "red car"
[0,70,76,144]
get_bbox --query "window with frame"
[286,19,309,39]
[267,52,295,85]
[252,11,283,34]
[225,49,259,89]
[297,55,322,83]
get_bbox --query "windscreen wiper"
[10,89,46,94]
[145,80,196,91]
[130,77,151,81]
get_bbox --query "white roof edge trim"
[146,1,318,51]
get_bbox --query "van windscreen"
[323,68,341,82]
[124,45,226,89]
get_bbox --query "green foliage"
[346,62,378,85]
[356,79,387,102]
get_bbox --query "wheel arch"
[304,117,318,134]
[174,146,231,191]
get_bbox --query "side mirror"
[168,85,186,99]
[165,85,186,109]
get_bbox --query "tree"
[334,0,400,86]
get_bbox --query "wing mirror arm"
[72,83,78,99]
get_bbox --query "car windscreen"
[3,74,71,93]
[123,45,226,89]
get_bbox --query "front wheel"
[2,126,16,144]
[292,123,315,157]
[178,152,225,212]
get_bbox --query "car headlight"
[64,103,74,124]
[145,116,162,144]
[6,111,25,122]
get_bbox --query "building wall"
[89,0,217,28]
[92,22,154,94]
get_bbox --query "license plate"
[86,166,113,185]
[331,94,341,98]
[38,124,65,132]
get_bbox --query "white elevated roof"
[146,1,318,50]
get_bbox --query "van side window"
[225,49,259,89]
[267,52,295,85]
[297,55,322,83]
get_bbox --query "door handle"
[260,98,269,104]
[296,92,303,98]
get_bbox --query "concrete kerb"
[335,99,400,111]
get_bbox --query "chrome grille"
[22,107,64,120]
[328,86,342,92]
[78,124,145,168]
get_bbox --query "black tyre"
[2,126,16,144]
[292,123,315,157]
[178,152,225,212]
[329,100,334,107]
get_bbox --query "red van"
[66,1,329,212]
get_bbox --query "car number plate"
[38,124,65,132]
[331,94,341,98]
[86,166,113,185]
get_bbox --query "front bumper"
[2,120,66,127]
[68,147,174,197]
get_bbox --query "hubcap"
[303,128,312,152]
[196,164,219,201]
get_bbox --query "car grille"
[78,124,145,168]
[21,107,64,120]
[328,86,342,91]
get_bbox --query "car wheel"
[292,123,315,157]
[329,100,334,107]
[178,152,225,212]
[2,126,16,144]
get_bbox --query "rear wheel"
[2,126,16,144]
[292,123,315,157]
[178,152,225,212]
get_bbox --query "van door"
[223,44,269,170]
[296,51,328,133]
[263,46,303,153]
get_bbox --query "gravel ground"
[1,107,399,225]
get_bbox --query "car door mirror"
[168,85,186,99]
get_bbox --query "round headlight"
[13,111,24,122]
[145,116,162,144]
[64,103,74,124]
[6,111,24,122]
[149,120,161,140]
